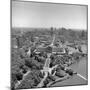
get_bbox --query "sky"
[12,1,87,30]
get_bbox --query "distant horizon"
[12,26,87,31]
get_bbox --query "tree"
[50,27,54,36]
[45,46,52,53]
[81,30,85,38]
[59,36,65,44]
[80,30,87,40]
[69,30,76,42]
[30,34,34,42]
[16,35,26,48]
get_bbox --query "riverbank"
[50,57,87,87]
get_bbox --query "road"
[37,34,57,87]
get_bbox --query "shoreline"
[49,57,87,87]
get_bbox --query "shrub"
[65,69,74,76]
[16,72,23,81]
[48,75,56,81]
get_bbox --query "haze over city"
[12,1,87,30]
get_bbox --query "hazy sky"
[12,1,87,29]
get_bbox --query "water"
[70,57,87,79]
[51,57,88,87]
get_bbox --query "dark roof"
[36,47,64,52]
